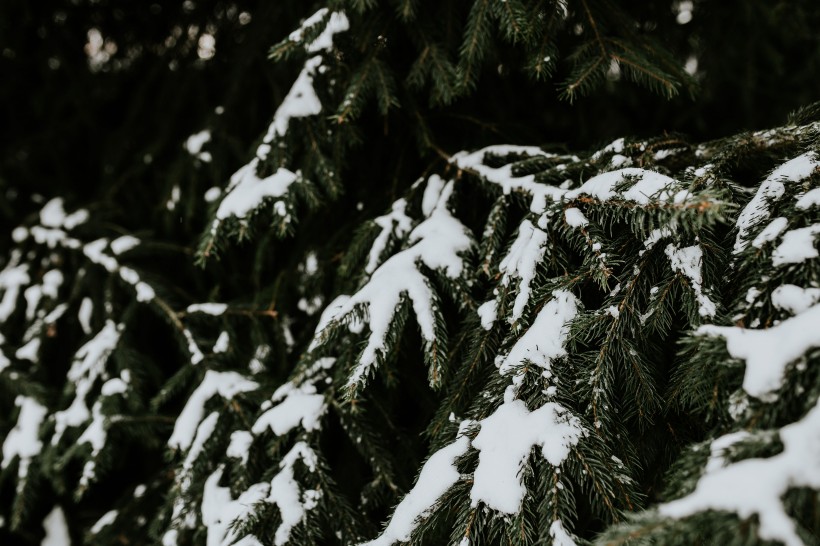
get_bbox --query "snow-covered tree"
[1,1,819,545]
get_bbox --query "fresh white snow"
[168,371,259,451]
[477,299,498,330]
[664,244,716,317]
[214,161,298,225]
[316,177,471,388]
[186,303,228,315]
[359,435,470,546]
[564,207,588,228]
[659,400,820,546]
[470,399,584,513]
[734,151,819,254]
[227,431,253,464]
[771,284,820,315]
[41,506,71,546]
[750,217,788,248]
[2,396,48,482]
[771,224,820,266]
[499,220,549,322]
[252,384,326,436]
[496,290,578,379]
[698,303,820,399]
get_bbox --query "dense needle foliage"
[0,1,819,545]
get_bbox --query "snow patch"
[477,300,498,330]
[771,284,820,315]
[41,506,71,546]
[470,399,584,513]
[734,152,819,253]
[360,435,470,546]
[168,371,259,451]
[215,161,298,224]
[665,244,716,317]
[771,224,820,266]
[564,207,588,228]
[698,304,820,399]
[186,303,228,315]
[660,401,820,546]
[2,396,48,482]
[499,220,548,322]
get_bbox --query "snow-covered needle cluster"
[1,5,820,546]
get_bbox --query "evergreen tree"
[1,1,819,545]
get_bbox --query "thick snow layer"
[698,303,820,399]
[477,299,498,330]
[499,220,549,322]
[751,217,788,248]
[471,399,584,513]
[53,321,122,445]
[201,466,269,546]
[366,199,413,274]
[659,400,820,546]
[360,435,471,546]
[252,385,325,436]
[227,431,253,464]
[267,442,321,546]
[452,145,565,214]
[497,290,578,380]
[734,152,819,254]
[2,396,47,482]
[214,160,298,225]
[796,188,820,210]
[186,303,228,315]
[564,207,588,228]
[324,178,471,387]
[168,371,259,451]
[771,284,820,315]
[256,9,349,153]
[41,506,71,546]
[664,244,716,317]
[771,224,820,266]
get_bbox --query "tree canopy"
[1,1,819,545]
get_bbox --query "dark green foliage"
[1,1,819,546]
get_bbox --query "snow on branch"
[360,433,470,546]
[253,357,334,437]
[311,176,473,389]
[52,320,122,446]
[498,219,549,322]
[1,396,48,485]
[470,399,584,513]
[698,303,820,400]
[733,151,819,254]
[496,289,578,390]
[659,400,820,546]
[168,370,259,451]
